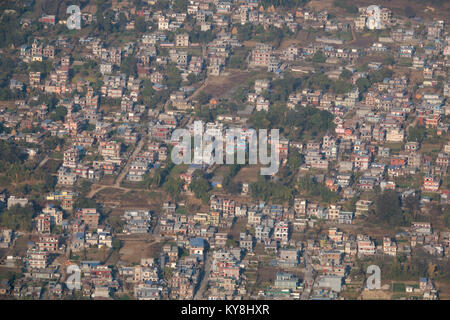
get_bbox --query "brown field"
[84,247,111,262]
[95,187,127,200]
[96,176,116,186]
[307,0,450,21]
[0,101,16,109]
[230,217,248,241]
[0,267,21,281]
[118,190,162,207]
[256,266,278,288]
[119,237,163,264]
[10,235,30,257]
[233,166,261,183]
[436,282,450,300]
[360,289,392,300]
[201,69,261,100]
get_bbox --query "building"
[175,33,189,47]
[251,44,273,67]
[274,272,298,290]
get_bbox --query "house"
[274,221,289,244]
[317,275,343,292]
[189,237,206,257]
[423,176,440,192]
[251,43,273,67]
[355,200,372,216]
[357,235,376,255]
[175,33,189,47]
[7,196,29,209]
[274,272,298,290]
[383,237,397,256]
[76,208,100,229]
[278,249,298,267]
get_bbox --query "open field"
[201,69,261,100]
[233,166,261,183]
[118,236,163,264]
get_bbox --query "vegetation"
[249,106,335,142]
[251,176,293,203]
[0,204,36,231]
[373,190,406,227]
[298,175,339,204]
[190,170,211,204]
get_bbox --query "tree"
[164,64,181,90]
[190,176,211,203]
[237,24,253,41]
[444,210,450,228]
[0,12,27,49]
[383,55,396,66]
[0,204,35,231]
[369,68,393,84]
[163,177,182,198]
[332,79,353,94]
[79,180,93,195]
[408,125,426,143]
[112,238,122,251]
[356,77,371,94]
[374,190,405,227]
[49,106,67,122]
[333,0,358,14]
[120,56,137,77]
[135,16,147,33]
[260,0,308,9]
[403,195,420,222]
[187,73,198,85]
[340,69,352,80]
[228,55,245,69]
[173,0,187,11]
[196,91,211,105]
[298,175,339,204]
[287,148,303,172]
[251,176,293,203]
[312,51,326,63]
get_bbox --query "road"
[114,136,146,187]
[300,251,315,300]
[86,135,146,198]
[37,155,49,169]
[194,251,213,300]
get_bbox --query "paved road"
[114,136,146,187]
[86,136,146,198]
[300,252,315,300]
[194,251,213,300]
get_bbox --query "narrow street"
[300,252,315,300]
[114,136,146,187]
[194,251,213,300]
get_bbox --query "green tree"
[120,56,137,77]
[0,204,35,231]
[49,106,67,122]
[408,125,427,143]
[164,64,181,90]
[312,51,326,63]
[190,175,211,204]
[356,77,371,94]
[135,16,148,33]
[374,190,405,227]
[196,91,212,105]
[340,69,352,80]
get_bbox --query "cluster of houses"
[0,0,449,301]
